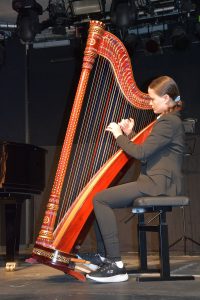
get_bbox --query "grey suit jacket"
[116,111,185,196]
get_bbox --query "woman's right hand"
[118,118,135,136]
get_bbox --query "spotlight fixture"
[111,0,137,29]
[180,0,193,13]
[70,0,104,16]
[12,0,43,43]
[48,0,68,35]
[171,26,190,50]
[145,31,163,54]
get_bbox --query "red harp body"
[31,21,155,281]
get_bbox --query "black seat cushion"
[133,196,189,208]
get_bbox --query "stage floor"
[1,254,200,300]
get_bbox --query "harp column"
[35,21,106,247]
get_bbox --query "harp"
[31,21,156,281]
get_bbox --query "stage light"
[145,31,163,54]
[171,26,190,50]
[111,0,137,29]
[145,39,158,53]
[181,0,193,13]
[48,0,68,35]
[71,0,104,16]
[12,0,43,43]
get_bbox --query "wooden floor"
[1,254,200,300]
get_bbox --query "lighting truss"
[107,0,196,19]
[134,0,196,22]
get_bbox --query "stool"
[130,196,195,281]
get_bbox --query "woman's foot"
[86,260,128,283]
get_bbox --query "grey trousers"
[93,181,144,260]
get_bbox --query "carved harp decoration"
[31,21,155,281]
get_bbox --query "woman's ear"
[163,94,170,104]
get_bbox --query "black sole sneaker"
[86,261,128,283]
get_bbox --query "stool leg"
[137,211,195,282]
[138,214,147,271]
[159,212,170,279]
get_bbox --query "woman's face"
[148,87,169,114]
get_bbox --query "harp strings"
[58,56,113,218]
[59,56,120,219]
[58,56,154,221]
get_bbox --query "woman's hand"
[105,122,123,139]
[118,118,135,136]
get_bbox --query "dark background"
[0,37,200,146]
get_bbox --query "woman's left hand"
[118,118,135,136]
[105,122,123,139]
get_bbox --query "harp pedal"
[74,259,99,274]
[5,262,17,271]
[75,264,92,274]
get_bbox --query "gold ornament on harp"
[38,230,54,241]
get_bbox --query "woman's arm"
[116,117,174,161]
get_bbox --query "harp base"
[29,245,86,282]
